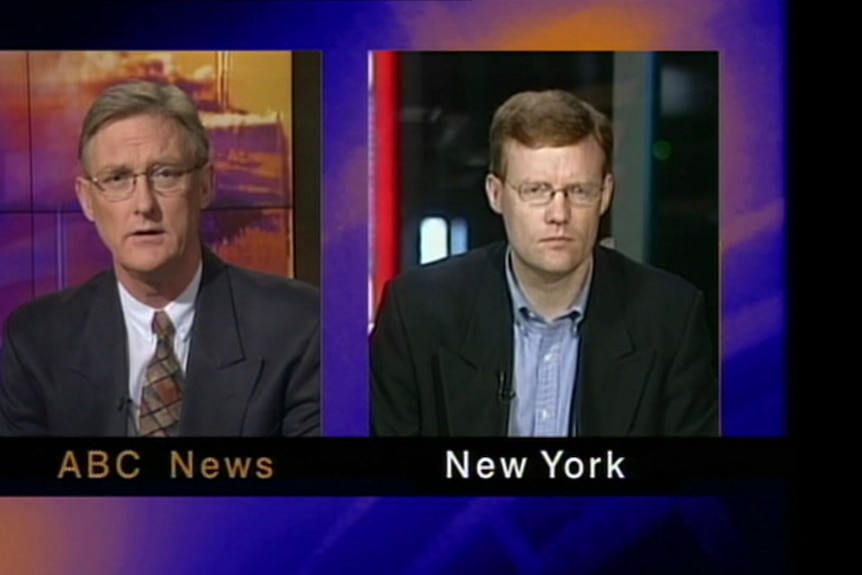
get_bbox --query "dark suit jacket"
[0,249,320,437]
[371,242,718,437]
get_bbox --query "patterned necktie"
[139,310,183,437]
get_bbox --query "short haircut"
[78,79,211,172]
[488,89,613,178]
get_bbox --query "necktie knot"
[152,310,175,339]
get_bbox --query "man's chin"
[116,255,174,279]
[538,253,581,271]
[530,256,590,280]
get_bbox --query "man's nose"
[130,174,158,213]
[545,190,570,224]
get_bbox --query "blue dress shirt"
[505,248,592,437]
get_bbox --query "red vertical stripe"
[373,51,400,311]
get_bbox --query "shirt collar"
[504,245,592,328]
[117,262,203,341]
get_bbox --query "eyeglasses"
[502,179,605,207]
[87,162,207,202]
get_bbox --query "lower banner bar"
[0,438,791,496]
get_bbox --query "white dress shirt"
[117,263,202,428]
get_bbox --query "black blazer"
[0,249,320,437]
[371,242,718,437]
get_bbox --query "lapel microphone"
[497,371,516,403]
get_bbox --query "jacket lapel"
[436,243,513,436]
[58,273,129,436]
[575,248,656,436]
[180,250,263,436]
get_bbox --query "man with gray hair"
[0,80,320,437]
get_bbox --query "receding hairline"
[77,81,210,173]
[79,112,200,173]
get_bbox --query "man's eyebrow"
[94,158,186,173]
[523,179,597,186]
[94,163,132,174]
[149,157,186,166]
[522,180,559,189]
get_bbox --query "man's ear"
[485,173,503,215]
[75,177,95,222]
[599,173,614,216]
[199,164,214,209]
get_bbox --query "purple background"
[0,1,789,573]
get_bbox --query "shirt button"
[540,409,550,420]
[544,353,554,362]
